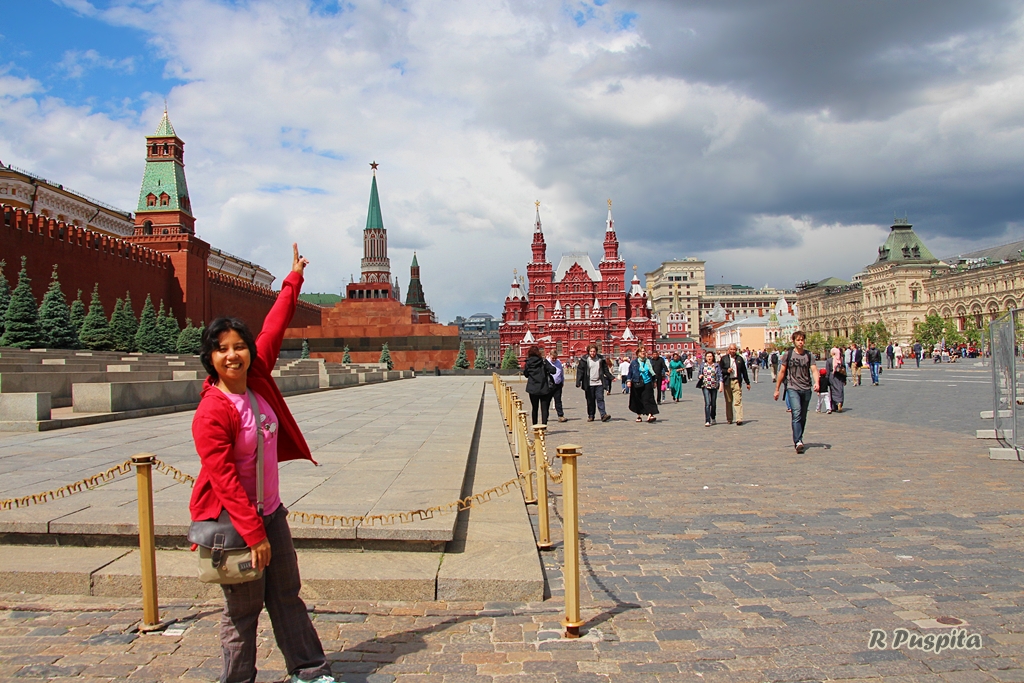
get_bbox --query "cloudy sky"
[2,0,1024,322]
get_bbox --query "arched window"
[159,193,170,206]
[163,143,169,155]
[610,303,618,319]
[143,220,153,235]
[574,304,581,319]
[584,304,591,318]
[146,193,157,207]
[537,305,545,321]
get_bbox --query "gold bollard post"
[132,453,164,632]
[517,409,536,503]
[506,387,514,434]
[533,425,552,550]
[557,444,584,638]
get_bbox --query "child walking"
[815,367,831,414]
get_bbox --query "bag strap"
[247,390,265,517]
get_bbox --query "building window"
[574,304,581,319]
[610,303,618,318]
[584,304,591,318]
[146,193,157,207]
[537,305,545,321]
[159,193,170,206]
[143,220,153,235]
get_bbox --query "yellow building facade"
[797,219,1024,343]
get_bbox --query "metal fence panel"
[991,312,1016,451]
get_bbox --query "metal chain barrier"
[0,454,528,528]
[0,459,134,510]
[152,458,197,486]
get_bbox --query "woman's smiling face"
[212,329,251,383]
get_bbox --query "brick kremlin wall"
[210,271,322,331]
[2,204,321,335]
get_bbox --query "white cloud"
[1,0,1024,323]
[55,49,137,79]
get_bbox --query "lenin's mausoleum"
[283,167,464,371]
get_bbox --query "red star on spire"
[370,161,379,174]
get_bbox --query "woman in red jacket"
[191,244,335,683]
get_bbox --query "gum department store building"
[797,218,1024,344]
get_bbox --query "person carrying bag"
[189,244,336,683]
[188,390,266,584]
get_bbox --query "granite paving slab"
[0,377,488,544]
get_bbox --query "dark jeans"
[702,387,718,423]
[552,383,564,417]
[584,386,607,418]
[530,392,552,425]
[786,388,812,446]
[219,506,330,683]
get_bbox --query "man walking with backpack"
[773,331,818,453]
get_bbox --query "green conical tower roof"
[411,252,419,268]
[153,109,176,137]
[137,109,191,216]
[874,219,938,265]
[366,174,384,230]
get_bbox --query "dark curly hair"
[200,317,257,380]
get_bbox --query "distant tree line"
[0,257,203,354]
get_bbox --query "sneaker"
[711,419,716,425]
[601,414,611,422]
[288,676,336,683]
[795,442,805,454]
[558,416,568,423]
[587,416,595,422]
[705,421,711,427]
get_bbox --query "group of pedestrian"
[693,344,751,427]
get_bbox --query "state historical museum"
[499,202,658,362]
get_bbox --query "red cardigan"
[189,270,315,546]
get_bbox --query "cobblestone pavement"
[2,368,1024,682]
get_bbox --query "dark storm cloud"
[623,0,1021,119]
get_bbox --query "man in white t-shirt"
[619,357,631,393]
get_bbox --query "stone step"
[0,384,543,601]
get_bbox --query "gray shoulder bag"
[187,390,266,584]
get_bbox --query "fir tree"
[78,284,114,350]
[301,339,310,359]
[109,299,128,351]
[38,265,77,349]
[0,260,11,338]
[122,292,138,352]
[176,318,203,355]
[454,340,470,369]
[342,345,351,364]
[0,257,43,349]
[500,345,520,370]
[68,290,85,344]
[157,305,180,353]
[135,295,160,353]
[379,342,393,370]
[474,350,489,369]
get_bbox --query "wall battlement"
[3,205,171,269]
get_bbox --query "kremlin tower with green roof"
[346,163,401,301]
[133,108,195,236]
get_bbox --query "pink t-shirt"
[225,390,281,517]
